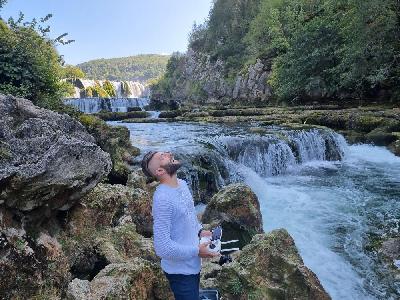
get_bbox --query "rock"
[216,229,331,300]
[0,95,111,214]
[0,228,70,299]
[388,139,400,156]
[66,259,173,300]
[127,170,148,190]
[200,259,223,289]
[61,183,156,282]
[202,183,263,248]
[79,183,153,236]
[78,114,140,185]
[67,278,90,300]
[365,128,397,146]
[379,237,400,261]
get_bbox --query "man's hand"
[199,230,212,238]
[198,241,220,258]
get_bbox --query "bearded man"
[141,151,218,300]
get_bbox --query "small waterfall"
[174,127,348,202]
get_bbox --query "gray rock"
[380,237,400,260]
[0,94,111,212]
[67,279,90,300]
[66,259,173,300]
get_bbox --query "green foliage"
[249,0,400,102]
[159,0,400,104]
[150,52,187,99]
[0,7,76,110]
[62,65,85,79]
[102,80,116,97]
[190,0,261,77]
[77,54,170,83]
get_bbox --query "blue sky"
[1,0,212,65]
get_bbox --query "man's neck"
[159,174,179,188]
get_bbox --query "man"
[141,151,219,300]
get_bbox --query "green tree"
[0,3,75,110]
[102,80,116,97]
[62,65,85,80]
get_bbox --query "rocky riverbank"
[0,94,335,299]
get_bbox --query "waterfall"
[64,79,149,99]
[64,97,150,113]
[174,127,348,202]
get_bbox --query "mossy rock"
[78,115,140,184]
[67,258,173,300]
[202,183,263,248]
[216,229,331,300]
[388,139,400,156]
[0,230,70,299]
[365,128,397,146]
[158,110,183,118]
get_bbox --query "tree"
[62,65,85,80]
[0,5,75,110]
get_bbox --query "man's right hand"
[198,241,220,258]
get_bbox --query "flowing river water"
[108,121,400,300]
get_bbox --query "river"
[109,120,400,300]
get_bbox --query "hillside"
[77,54,170,83]
[151,0,400,107]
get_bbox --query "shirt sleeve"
[152,191,199,261]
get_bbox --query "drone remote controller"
[199,226,239,255]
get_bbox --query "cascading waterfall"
[64,97,150,113]
[194,128,347,180]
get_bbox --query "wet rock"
[78,114,140,185]
[216,229,331,300]
[365,128,397,146]
[388,139,400,156]
[0,95,112,214]
[202,183,263,248]
[379,237,400,261]
[66,259,173,300]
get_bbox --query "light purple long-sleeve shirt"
[152,178,202,275]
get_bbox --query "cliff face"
[150,49,272,108]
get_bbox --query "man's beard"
[161,161,182,176]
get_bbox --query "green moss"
[0,146,11,160]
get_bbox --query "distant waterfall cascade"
[63,78,151,113]
[64,97,150,114]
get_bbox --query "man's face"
[148,151,182,177]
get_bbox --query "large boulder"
[216,229,331,300]
[202,183,263,248]
[60,183,155,282]
[0,95,111,214]
[67,258,173,300]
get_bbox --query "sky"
[1,0,213,65]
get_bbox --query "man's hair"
[141,151,157,178]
